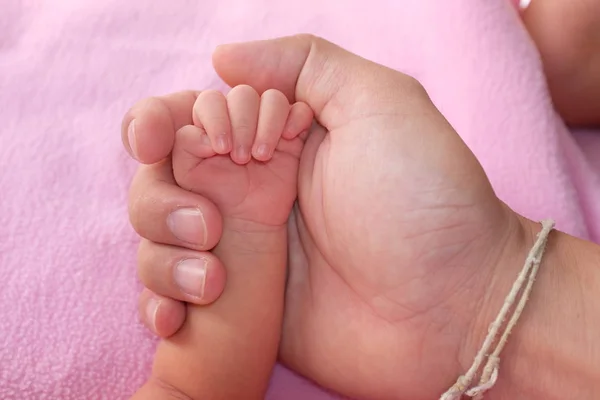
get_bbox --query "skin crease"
[124,36,538,399]
[129,86,314,400]
[211,37,517,399]
[125,5,600,398]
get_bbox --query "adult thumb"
[212,34,426,130]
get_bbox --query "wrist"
[460,212,600,399]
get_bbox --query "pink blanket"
[1,0,599,398]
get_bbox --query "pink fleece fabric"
[1,0,599,398]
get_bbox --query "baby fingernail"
[167,208,207,246]
[128,119,138,159]
[174,259,207,298]
[235,145,250,162]
[255,144,270,159]
[216,134,230,153]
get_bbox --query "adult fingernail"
[174,259,208,298]
[146,297,160,333]
[167,208,207,246]
[128,119,138,159]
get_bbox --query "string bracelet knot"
[439,219,555,399]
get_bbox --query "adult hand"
[122,91,227,337]
[124,35,532,399]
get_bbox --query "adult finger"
[139,289,187,338]
[122,90,199,164]
[128,160,223,251]
[137,239,227,304]
[212,34,427,131]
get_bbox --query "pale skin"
[123,3,600,398]
[129,86,313,399]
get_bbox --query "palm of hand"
[281,113,508,398]
[173,131,303,227]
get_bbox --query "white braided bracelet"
[440,219,555,400]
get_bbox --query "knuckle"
[136,240,154,281]
[174,124,200,144]
[261,88,287,102]
[127,198,143,235]
[230,120,256,136]
[402,75,428,97]
[127,187,148,236]
[182,90,201,105]
[196,89,223,102]
[296,32,322,45]
[133,96,163,115]
[228,84,258,98]
[137,239,154,262]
